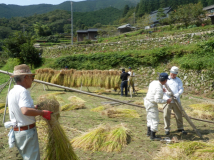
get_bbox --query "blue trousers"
[121,81,128,96]
[14,127,40,160]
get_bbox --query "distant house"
[76,29,98,42]
[117,24,136,33]
[203,5,214,24]
[150,7,173,24]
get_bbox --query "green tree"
[3,32,42,68]
[170,2,205,27]
[207,0,214,6]
[123,5,130,17]
[136,13,151,28]
[157,8,166,22]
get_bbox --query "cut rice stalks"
[61,103,86,111]
[154,141,214,160]
[100,124,131,152]
[35,68,122,89]
[71,124,131,152]
[68,96,86,103]
[71,124,108,152]
[186,103,214,120]
[102,108,140,118]
[90,106,105,112]
[37,95,78,160]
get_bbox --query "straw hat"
[12,64,36,77]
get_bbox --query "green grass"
[1,84,214,159]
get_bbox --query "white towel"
[4,121,16,148]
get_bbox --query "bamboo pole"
[0,78,11,94]
[3,78,12,123]
[164,84,203,139]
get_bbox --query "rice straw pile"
[71,124,131,152]
[186,103,214,120]
[102,108,140,118]
[90,106,105,112]
[37,95,78,160]
[154,141,214,160]
[61,103,86,111]
[100,125,131,152]
[68,96,86,103]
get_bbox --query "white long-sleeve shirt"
[145,80,167,105]
[163,76,184,103]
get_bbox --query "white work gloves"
[174,93,180,99]
[165,91,173,96]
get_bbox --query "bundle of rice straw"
[186,103,214,120]
[154,141,214,160]
[68,96,86,103]
[61,103,86,111]
[90,106,105,112]
[37,95,78,160]
[71,124,108,152]
[71,124,131,152]
[100,124,131,152]
[102,108,140,118]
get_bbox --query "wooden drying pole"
[164,84,203,139]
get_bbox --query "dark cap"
[128,67,131,69]
[159,72,169,81]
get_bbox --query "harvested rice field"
[0,83,214,160]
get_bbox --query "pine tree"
[123,5,130,17]
[200,0,208,6]
[157,8,167,21]
[160,0,166,8]
[207,0,214,6]
[148,0,155,13]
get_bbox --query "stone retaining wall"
[135,67,214,98]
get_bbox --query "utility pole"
[134,12,135,25]
[71,1,73,45]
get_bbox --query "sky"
[0,0,84,6]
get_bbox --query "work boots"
[177,129,187,135]
[150,131,161,141]
[147,127,151,137]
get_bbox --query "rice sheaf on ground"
[0,84,214,160]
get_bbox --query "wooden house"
[76,29,98,41]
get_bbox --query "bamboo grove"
[35,68,122,89]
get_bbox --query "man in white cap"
[8,64,52,160]
[163,66,187,135]
[144,73,172,140]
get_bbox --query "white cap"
[170,66,179,74]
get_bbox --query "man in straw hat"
[8,64,52,160]
[163,66,187,135]
[144,73,172,141]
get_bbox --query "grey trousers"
[163,103,183,132]
[14,127,40,160]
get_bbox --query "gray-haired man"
[163,66,187,135]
